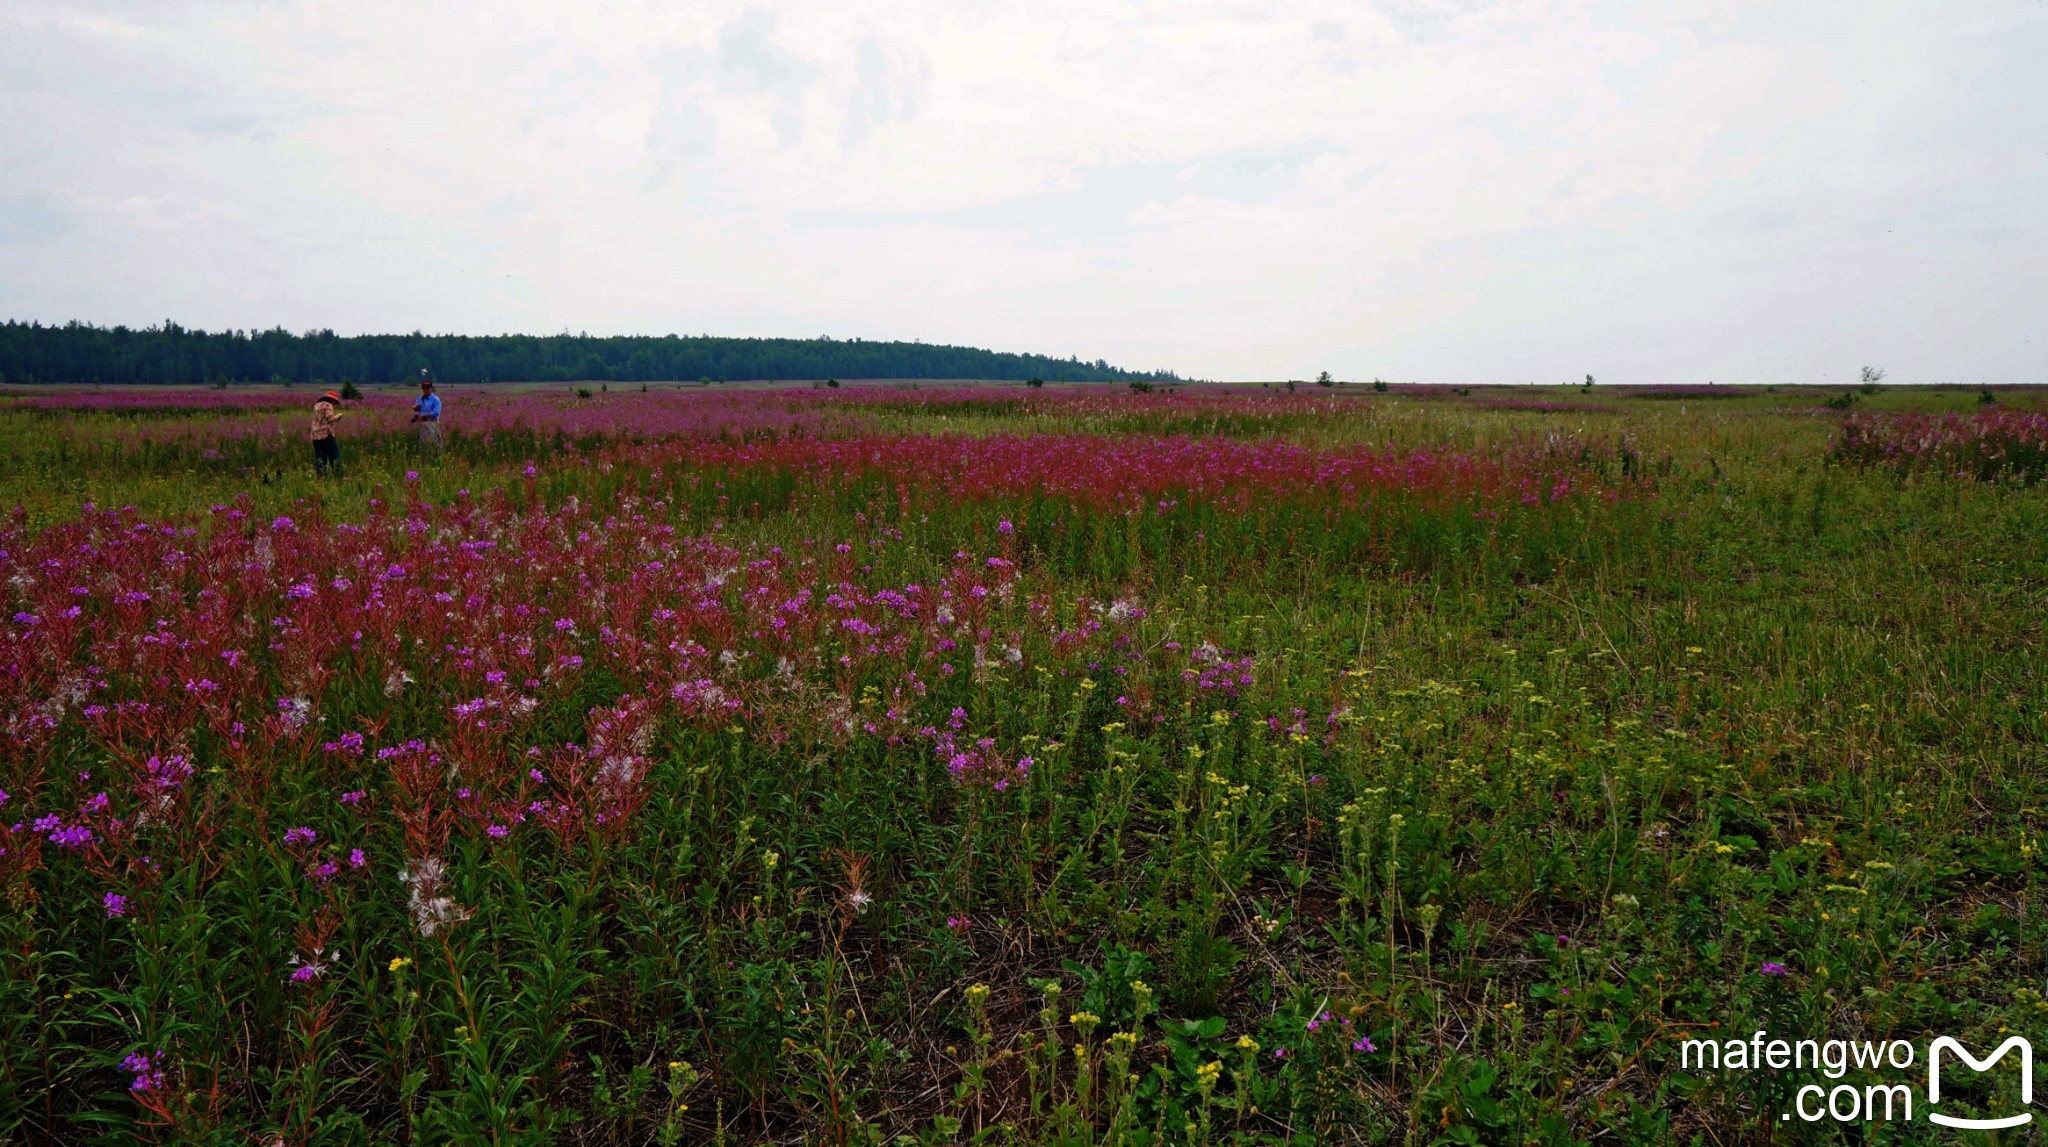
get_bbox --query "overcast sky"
[2,1,2043,383]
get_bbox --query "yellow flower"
[389,956,413,972]
[1235,1034,1261,1052]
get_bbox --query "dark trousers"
[313,436,341,473]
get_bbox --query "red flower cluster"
[1832,409,2048,482]
[628,431,1631,511]
[0,487,1192,904]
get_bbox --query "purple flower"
[288,952,331,983]
[283,826,316,847]
[1352,1036,1376,1053]
[48,824,94,849]
[349,848,367,869]
[121,1051,166,1092]
[103,892,128,918]
[487,824,509,839]
[997,520,1013,534]
[339,790,366,807]
[1760,962,1789,977]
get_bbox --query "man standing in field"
[412,373,443,454]
[310,389,345,474]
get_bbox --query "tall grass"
[0,386,2042,1144]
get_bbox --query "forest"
[0,321,1177,386]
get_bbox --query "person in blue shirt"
[412,374,443,452]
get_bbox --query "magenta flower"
[1352,1036,1376,1053]
[121,1051,166,1092]
[1760,962,1789,977]
[103,892,128,918]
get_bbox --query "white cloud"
[1,0,2042,382]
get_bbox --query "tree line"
[0,321,1178,385]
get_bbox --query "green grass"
[1,386,2043,1145]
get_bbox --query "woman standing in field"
[310,389,344,474]
[412,374,443,454]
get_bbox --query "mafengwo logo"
[1679,1032,2034,1127]
[1928,1037,2031,1130]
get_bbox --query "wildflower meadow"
[0,381,2042,1145]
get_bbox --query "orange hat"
[321,391,342,404]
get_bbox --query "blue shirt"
[416,393,442,419]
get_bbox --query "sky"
[1,1,2043,384]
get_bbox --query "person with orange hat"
[310,388,345,474]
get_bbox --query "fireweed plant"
[0,384,2043,1145]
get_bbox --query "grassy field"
[0,382,2043,1145]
